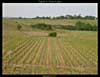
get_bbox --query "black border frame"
[1,0,99,77]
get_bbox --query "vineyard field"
[2,29,98,74]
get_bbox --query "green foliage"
[65,21,98,31]
[31,23,53,30]
[84,16,96,20]
[62,25,75,30]
[75,21,98,31]
[17,25,22,30]
[48,32,57,37]
[31,22,97,31]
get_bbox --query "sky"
[3,3,98,18]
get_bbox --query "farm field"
[13,19,98,26]
[2,19,98,74]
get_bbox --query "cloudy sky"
[3,3,98,18]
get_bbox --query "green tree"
[17,25,22,30]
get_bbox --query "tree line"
[30,21,98,31]
[63,21,98,31]
[33,15,97,20]
[9,14,97,20]
[17,21,97,31]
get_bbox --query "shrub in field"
[48,32,57,37]
[17,25,22,31]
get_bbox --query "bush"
[31,23,53,30]
[17,25,22,30]
[48,32,57,37]
[75,21,98,31]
